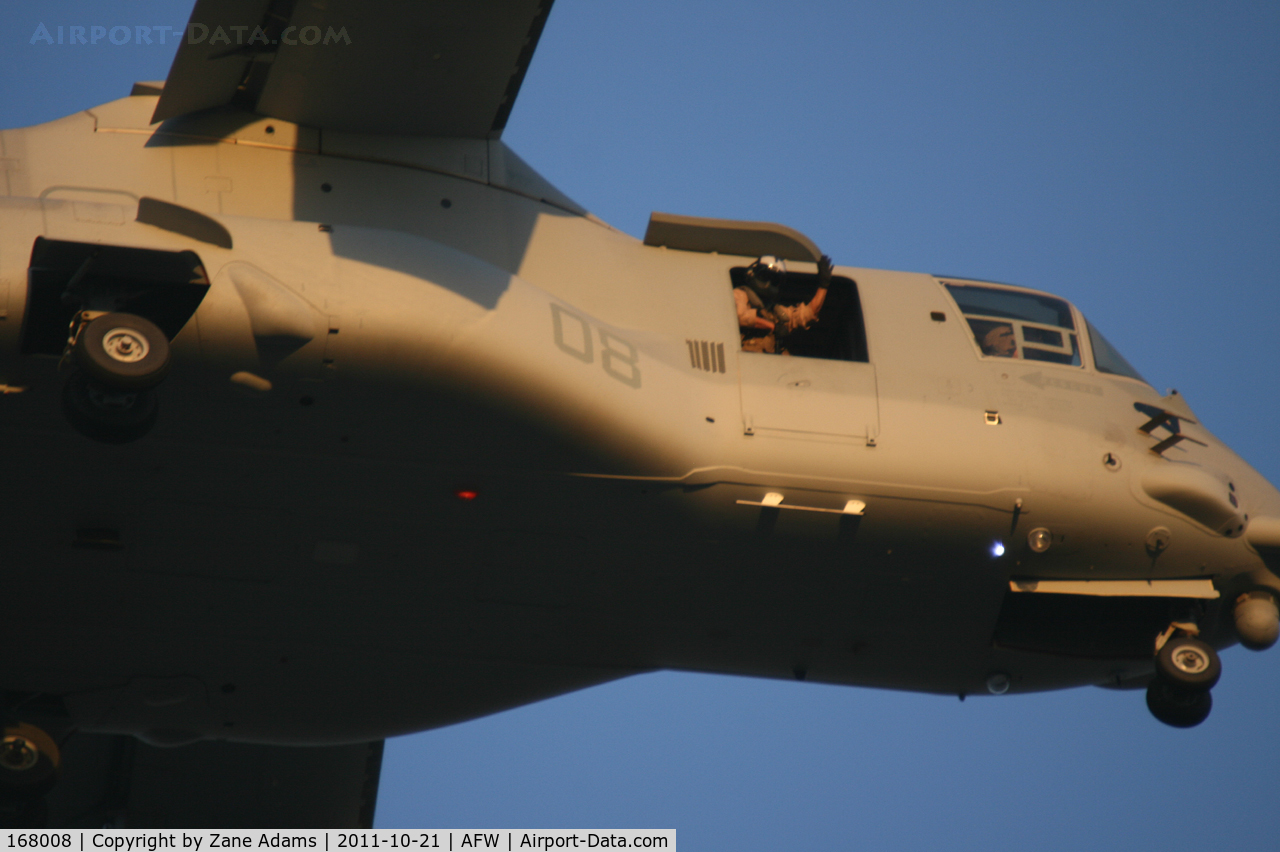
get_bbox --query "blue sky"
[2,2,1278,848]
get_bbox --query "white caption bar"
[0,831,675,852]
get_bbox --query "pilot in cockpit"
[979,322,1017,358]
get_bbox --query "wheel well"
[21,238,210,357]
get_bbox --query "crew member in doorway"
[734,254,833,354]
[734,260,778,352]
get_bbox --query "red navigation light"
[454,489,478,501]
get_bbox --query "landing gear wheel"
[0,724,59,801]
[74,312,171,390]
[1146,680,1213,728]
[63,370,159,444]
[1156,636,1221,691]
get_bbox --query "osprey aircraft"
[1,0,1277,829]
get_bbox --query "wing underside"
[153,0,555,138]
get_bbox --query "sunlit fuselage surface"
[0,88,1277,751]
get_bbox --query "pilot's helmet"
[745,255,786,297]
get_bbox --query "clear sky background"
[2,1,1278,848]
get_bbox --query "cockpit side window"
[943,282,1081,366]
[731,266,868,362]
[1086,319,1147,383]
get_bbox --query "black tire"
[63,371,158,444]
[74,312,171,390]
[1155,636,1221,691]
[1146,680,1212,728]
[0,724,59,801]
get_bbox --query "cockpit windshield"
[943,282,1081,366]
[1086,319,1147,383]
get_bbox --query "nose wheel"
[1146,633,1220,728]
[62,312,171,443]
[1155,635,1221,691]
[1146,679,1213,728]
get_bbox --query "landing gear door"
[739,354,879,441]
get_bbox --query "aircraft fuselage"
[1,93,1276,745]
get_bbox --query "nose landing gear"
[1146,629,1221,728]
[1155,635,1221,691]
[1146,680,1212,728]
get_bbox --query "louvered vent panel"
[686,340,726,373]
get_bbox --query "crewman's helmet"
[745,255,786,297]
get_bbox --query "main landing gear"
[62,312,171,443]
[30,238,210,443]
[1145,629,1221,728]
[0,723,60,828]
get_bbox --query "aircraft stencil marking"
[1019,372,1104,395]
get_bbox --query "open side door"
[737,271,879,442]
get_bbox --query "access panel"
[739,353,879,440]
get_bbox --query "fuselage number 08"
[550,304,641,389]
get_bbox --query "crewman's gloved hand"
[817,254,833,287]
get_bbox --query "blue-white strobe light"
[991,541,1006,557]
